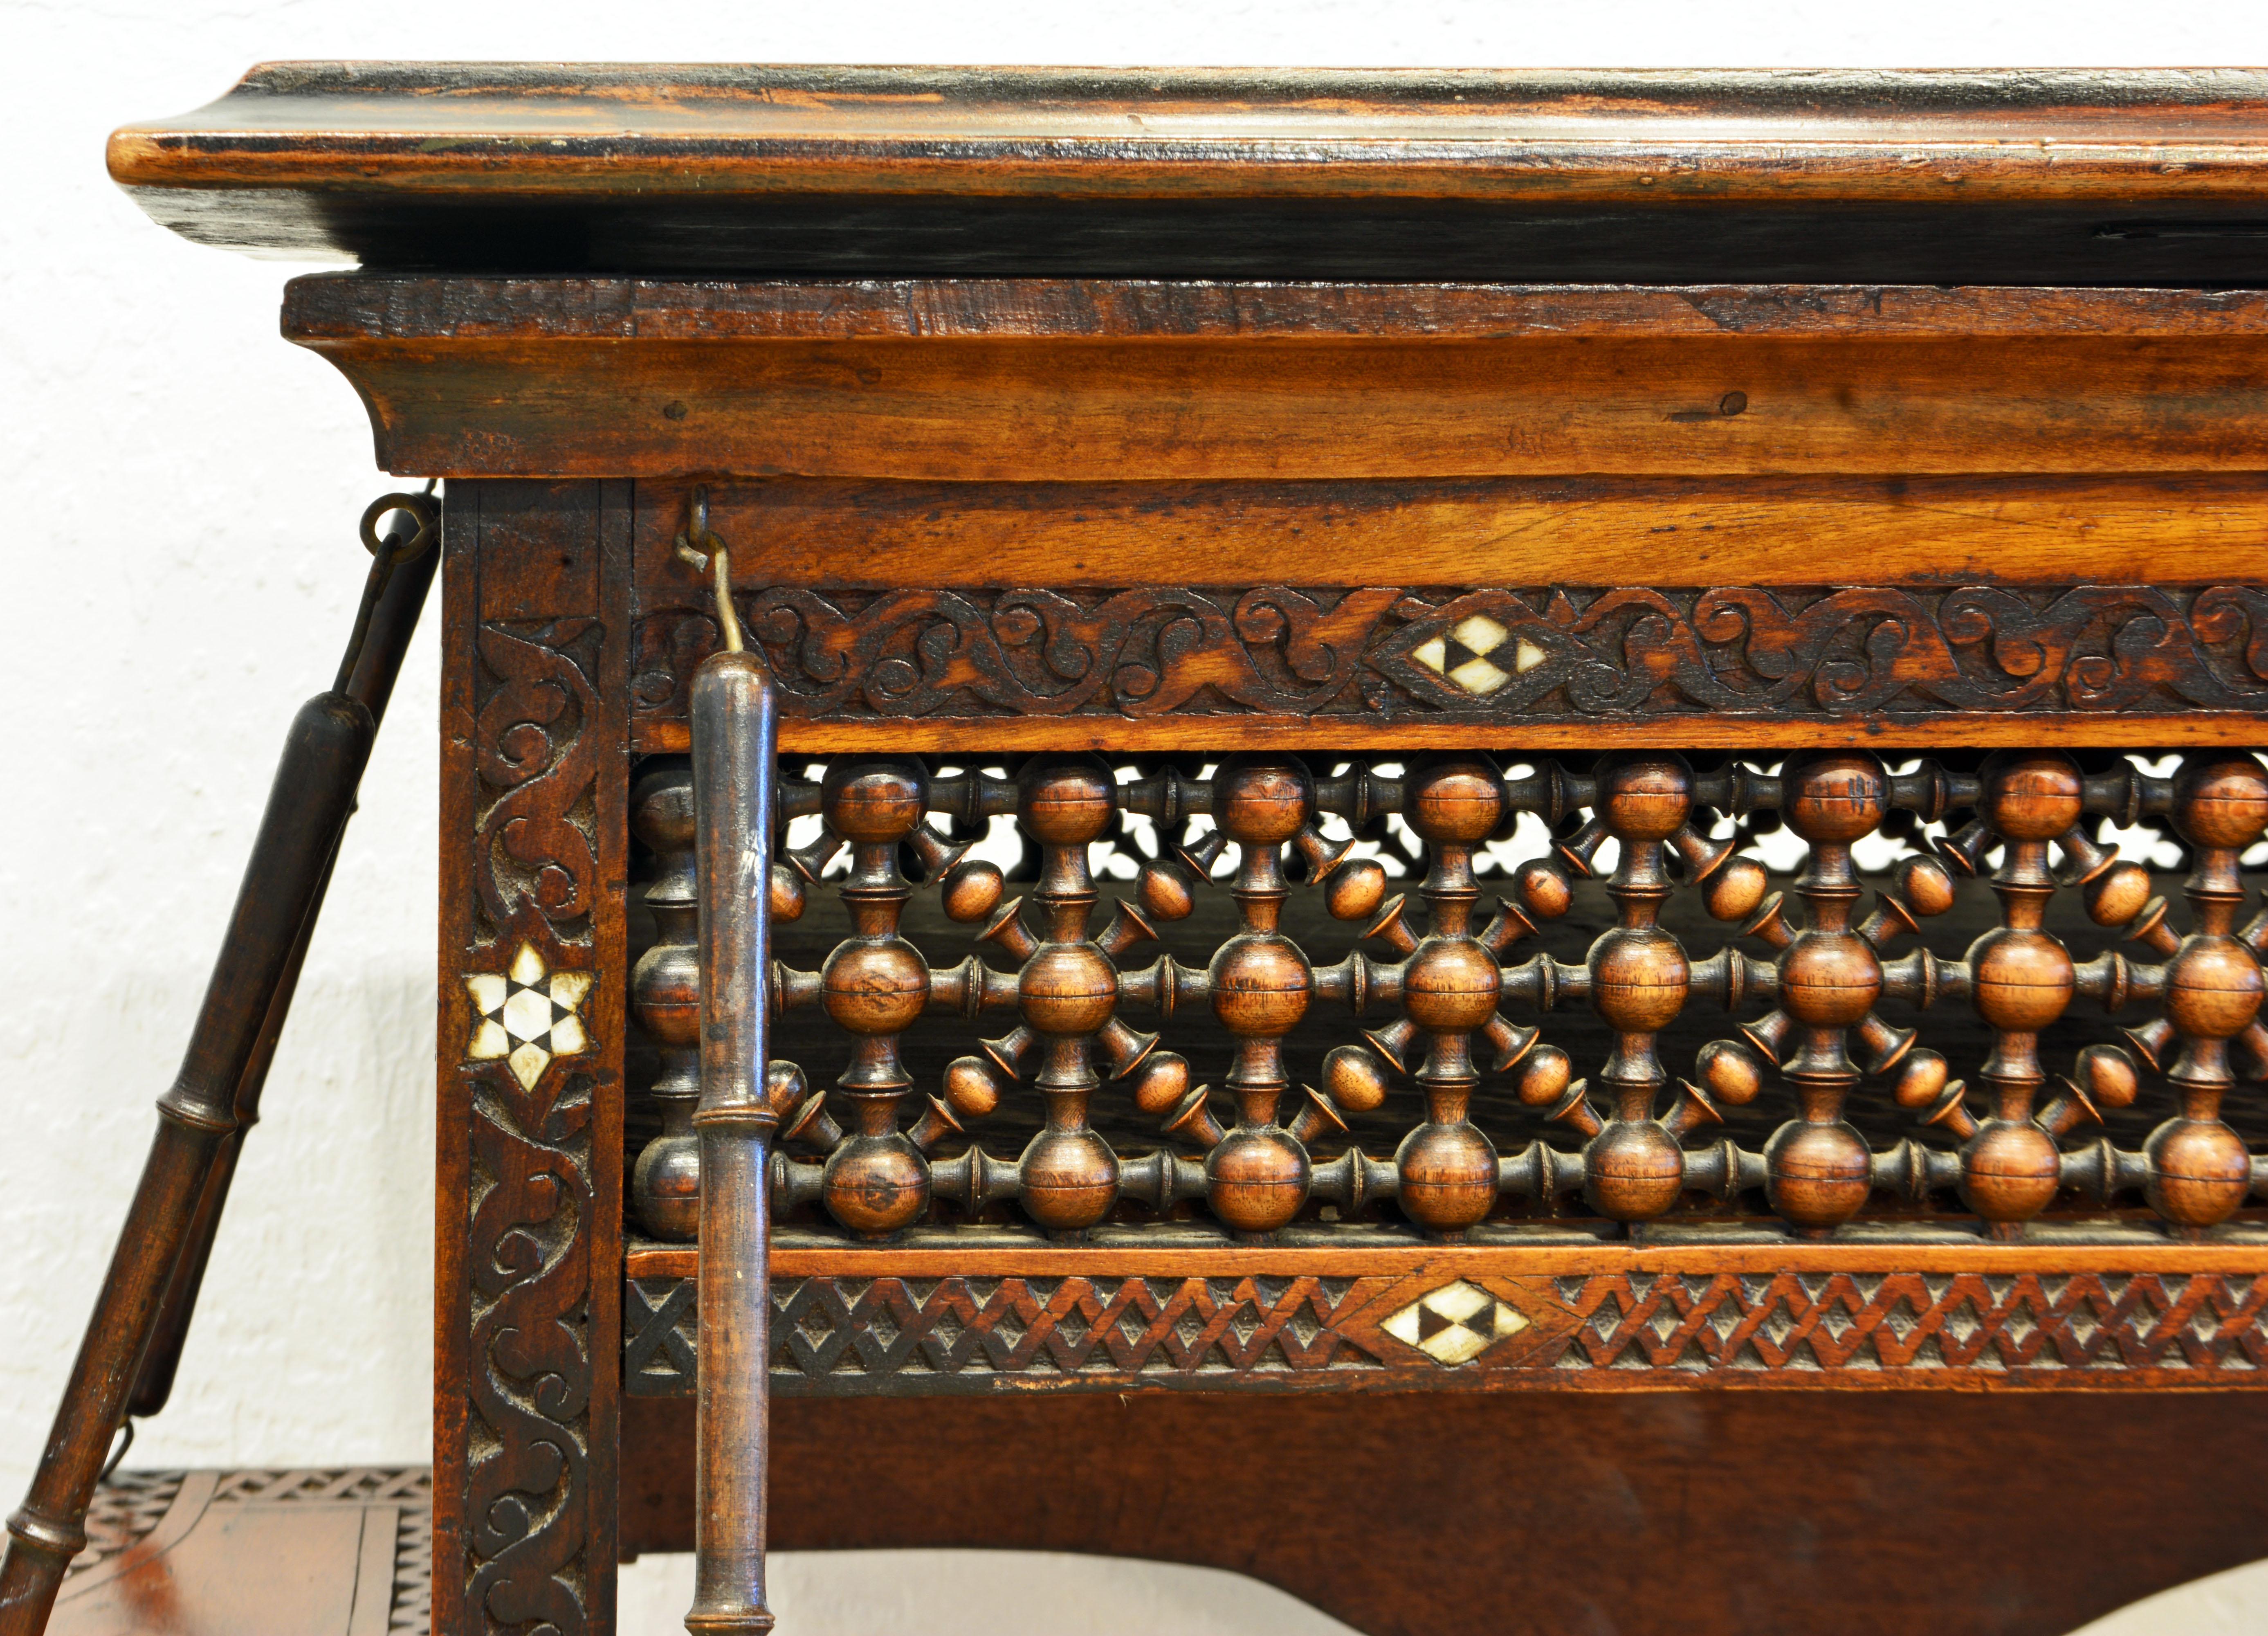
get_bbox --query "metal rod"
[687,640,780,1636]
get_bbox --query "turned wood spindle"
[2136,755,2268,1233]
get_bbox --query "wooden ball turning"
[1977,752,2082,843]
[1967,926,2076,1035]
[2163,935,2266,1043]
[1595,753,1693,842]
[1780,752,1888,844]
[1696,1039,1765,1106]
[764,1059,809,1120]
[1137,860,1198,921]
[1892,1048,1949,1111]
[821,756,928,844]
[1589,925,1689,1034]
[1764,1118,1872,1234]
[631,1126,701,1241]
[1017,754,1117,846]
[1208,932,1313,1038]
[1585,1121,1687,1223]
[2084,860,2152,928]
[2171,753,2268,851]
[1020,941,1119,1036]
[1405,759,1504,844]
[1777,930,1882,1029]
[1213,755,1313,845]
[1019,1127,1120,1234]
[1130,1051,1191,1117]
[1404,936,1505,1034]
[1324,1044,1391,1113]
[1206,1128,1313,1236]
[1395,1121,1499,1233]
[770,861,807,922]
[2145,1117,2252,1231]
[1515,861,1574,920]
[822,936,930,1038]
[823,1133,930,1238]
[943,1055,1006,1118]
[1959,1118,2062,1227]
[2074,1043,2139,1110]
[1893,854,1957,918]
[939,857,1005,922]
[1324,858,1388,922]
[1513,1043,1573,1108]
[1703,856,1769,923]
[631,939,700,1045]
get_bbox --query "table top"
[110,64,2268,282]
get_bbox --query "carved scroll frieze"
[629,583,2268,726]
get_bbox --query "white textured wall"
[8,4,2268,1632]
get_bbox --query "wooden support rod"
[687,645,781,1636]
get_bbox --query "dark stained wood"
[87,61,2268,1636]
[686,638,783,1634]
[431,482,631,1636]
[611,474,2268,591]
[288,276,2268,343]
[107,67,2268,282]
[620,1391,2268,1636]
[294,323,2268,482]
[130,503,438,1421]
[621,1254,2268,1397]
[624,579,2268,753]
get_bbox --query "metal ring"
[359,490,440,564]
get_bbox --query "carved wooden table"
[108,64,2268,1636]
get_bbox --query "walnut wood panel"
[434,481,630,1636]
[606,474,2268,591]
[620,1392,2268,1636]
[296,328,2268,481]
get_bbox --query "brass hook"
[358,485,440,564]
[673,485,744,654]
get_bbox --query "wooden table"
[104,64,2268,1636]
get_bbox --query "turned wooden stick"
[128,517,436,1418]
[0,690,375,1636]
[687,643,781,1636]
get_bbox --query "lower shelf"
[54,1468,429,1636]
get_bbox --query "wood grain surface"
[107,67,2268,279]
[622,1391,2268,1636]
[111,65,2268,204]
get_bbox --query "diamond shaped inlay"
[465,941,593,1090]
[1381,1279,1530,1365]
[1410,614,1546,696]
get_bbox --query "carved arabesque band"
[629,584,2268,725]
[461,615,605,1636]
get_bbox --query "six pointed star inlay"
[465,941,593,1090]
